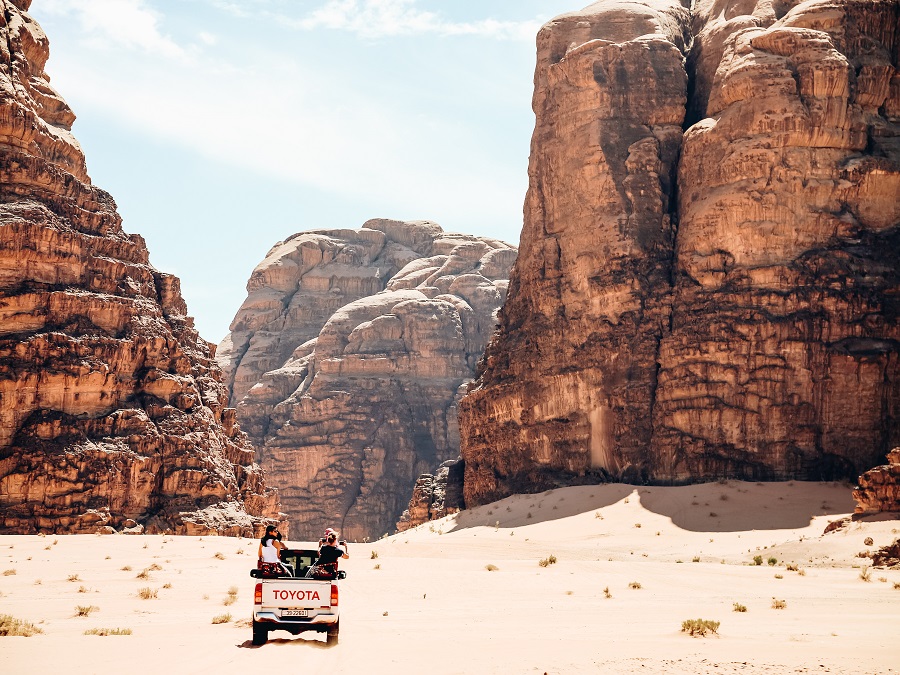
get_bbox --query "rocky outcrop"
[219,221,514,540]
[0,0,284,535]
[854,449,900,515]
[396,458,465,532]
[459,0,900,506]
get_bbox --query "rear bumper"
[254,611,338,627]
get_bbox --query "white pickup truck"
[250,548,344,646]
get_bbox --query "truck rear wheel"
[326,622,339,646]
[252,620,268,646]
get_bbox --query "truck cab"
[250,548,343,646]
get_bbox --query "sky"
[29,0,582,343]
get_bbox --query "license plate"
[282,609,308,617]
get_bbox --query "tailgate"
[261,581,333,609]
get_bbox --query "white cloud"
[212,0,540,40]
[39,0,185,59]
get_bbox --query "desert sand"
[1,481,898,674]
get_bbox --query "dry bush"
[2,569,15,576]
[211,613,232,624]
[371,551,379,559]
[733,603,747,612]
[628,582,642,590]
[774,574,783,579]
[603,587,611,599]
[771,598,787,609]
[120,566,132,571]
[786,563,799,571]
[537,555,558,568]
[162,583,172,589]
[681,618,719,637]
[214,552,225,560]
[148,564,162,571]
[692,556,701,563]
[135,569,150,580]
[75,605,99,617]
[485,564,499,572]
[373,564,381,570]
[137,587,157,600]
[84,627,131,636]
[67,574,80,582]
[859,566,872,582]
[0,614,43,637]
[77,586,89,594]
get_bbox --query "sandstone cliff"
[0,0,284,535]
[219,221,515,539]
[460,0,900,506]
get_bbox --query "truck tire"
[252,620,268,646]
[326,622,339,646]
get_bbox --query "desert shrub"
[634,523,641,528]
[786,563,799,571]
[692,556,700,563]
[628,582,642,589]
[733,603,747,612]
[223,596,237,606]
[370,550,379,559]
[538,555,557,567]
[893,582,900,590]
[681,618,720,636]
[0,615,43,637]
[67,574,80,582]
[214,552,225,560]
[120,566,132,571]
[148,564,162,571]
[162,583,172,589]
[603,587,611,599]
[485,564,499,572]
[859,566,872,582]
[77,586,89,594]
[2,569,16,576]
[767,557,777,566]
[135,569,150,580]
[774,574,783,579]
[84,627,131,636]
[373,564,381,570]
[211,613,232,624]
[771,598,787,609]
[752,556,763,566]
[137,587,157,600]
[75,605,98,617]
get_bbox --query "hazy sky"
[30,0,581,343]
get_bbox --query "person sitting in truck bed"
[307,531,348,579]
[258,525,291,577]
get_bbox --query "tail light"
[254,583,262,605]
[331,584,338,606]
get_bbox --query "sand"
[1,481,898,674]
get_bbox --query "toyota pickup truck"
[249,548,344,646]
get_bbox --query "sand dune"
[1,481,897,674]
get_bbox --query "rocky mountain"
[459,0,900,507]
[218,220,515,540]
[0,0,284,535]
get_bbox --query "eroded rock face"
[854,449,900,515]
[219,221,514,540]
[459,0,900,506]
[396,458,465,532]
[0,1,285,535]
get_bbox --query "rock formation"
[854,448,900,515]
[219,221,515,540]
[459,0,900,506]
[396,458,464,532]
[0,0,284,535]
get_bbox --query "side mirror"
[336,571,347,580]
[250,569,261,578]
